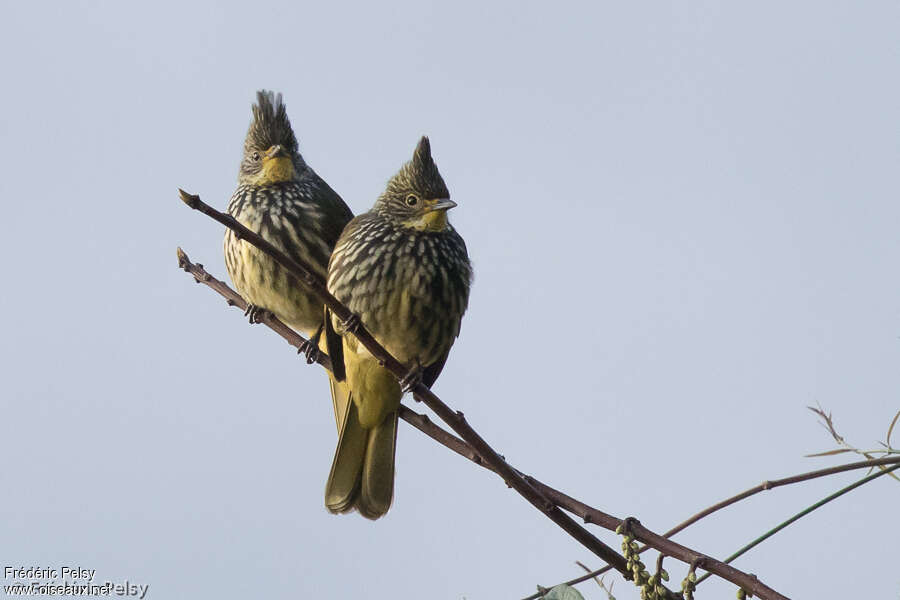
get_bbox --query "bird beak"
[256,145,295,183]
[266,144,288,159]
[415,198,456,231]
[425,199,457,212]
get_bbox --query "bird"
[223,90,354,424]
[323,136,472,519]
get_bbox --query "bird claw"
[297,325,324,364]
[244,304,269,324]
[342,313,362,334]
[399,365,423,394]
[297,339,320,364]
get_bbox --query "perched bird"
[324,136,472,519]
[223,91,354,412]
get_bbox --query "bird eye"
[406,194,419,206]
[252,152,260,161]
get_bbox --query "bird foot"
[297,325,324,364]
[297,339,321,364]
[244,304,270,324]
[399,364,423,394]
[341,313,362,334]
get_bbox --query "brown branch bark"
[519,450,900,598]
[662,454,900,540]
[177,190,633,579]
[176,247,334,372]
[532,485,773,597]
[176,249,786,599]
[176,188,789,600]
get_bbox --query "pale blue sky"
[1,2,898,598]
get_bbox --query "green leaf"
[886,410,900,447]
[543,584,586,600]
[804,448,853,457]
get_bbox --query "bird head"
[376,136,455,232]
[238,90,306,185]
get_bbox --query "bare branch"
[662,454,900,540]
[575,561,614,600]
[694,463,900,586]
[178,189,635,580]
[523,453,900,598]
[176,247,334,371]
[177,188,790,600]
[177,246,790,600]
[526,483,774,600]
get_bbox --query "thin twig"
[526,483,774,600]
[575,561,614,600]
[694,463,900,585]
[176,248,333,371]
[807,404,900,482]
[886,410,899,448]
[663,454,900,539]
[807,403,844,445]
[523,455,900,599]
[174,238,782,600]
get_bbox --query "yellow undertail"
[324,383,398,520]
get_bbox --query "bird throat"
[255,156,295,185]
[404,210,449,232]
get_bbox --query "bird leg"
[243,304,270,324]
[399,361,423,394]
[297,323,324,364]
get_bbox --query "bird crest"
[245,90,299,155]
[412,136,433,171]
[384,136,450,202]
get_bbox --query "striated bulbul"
[223,90,354,448]
[324,136,472,519]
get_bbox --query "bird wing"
[323,306,346,382]
[422,348,451,389]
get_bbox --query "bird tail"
[359,411,398,519]
[322,307,397,519]
[324,392,398,520]
[328,374,351,436]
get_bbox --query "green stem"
[696,463,900,586]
